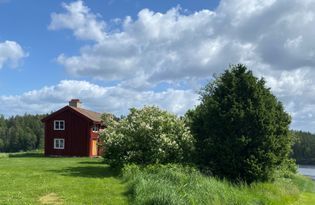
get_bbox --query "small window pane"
[60,140,64,148]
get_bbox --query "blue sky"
[1,0,315,132]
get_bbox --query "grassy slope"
[123,164,315,205]
[0,152,127,205]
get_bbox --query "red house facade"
[41,99,103,157]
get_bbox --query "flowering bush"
[100,106,195,167]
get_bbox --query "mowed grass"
[0,152,127,205]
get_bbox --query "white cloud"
[48,0,106,42]
[47,0,315,132]
[0,80,198,117]
[264,68,315,131]
[54,7,222,85]
[51,0,315,85]
[0,40,27,69]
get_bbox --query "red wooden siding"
[44,107,100,157]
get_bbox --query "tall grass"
[122,164,315,205]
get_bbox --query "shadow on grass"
[50,165,121,179]
[9,152,44,158]
[79,160,104,165]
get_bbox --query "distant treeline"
[0,114,47,152]
[292,130,315,165]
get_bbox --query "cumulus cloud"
[47,0,315,131]
[51,0,315,84]
[264,69,315,131]
[0,80,198,117]
[48,0,106,42]
[0,40,27,69]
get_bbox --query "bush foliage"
[101,106,195,167]
[187,64,293,183]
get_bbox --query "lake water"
[298,165,315,180]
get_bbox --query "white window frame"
[54,138,65,149]
[54,120,65,130]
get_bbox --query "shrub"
[188,64,293,183]
[101,106,195,167]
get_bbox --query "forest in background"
[292,130,315,165]
[0,114,46,152]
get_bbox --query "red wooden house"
[41,99,103,157]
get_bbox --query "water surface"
[299,165,315,180]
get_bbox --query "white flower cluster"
[100,106,195,166]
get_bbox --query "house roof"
[41,106,102,123]
[69,106,102,122]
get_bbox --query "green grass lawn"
[0,152,127,205]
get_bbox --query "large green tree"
[188,64,292,183]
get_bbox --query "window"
[54,120,65,130]
[54,138,65,149]
[92,125,99,132]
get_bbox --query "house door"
[92,140,98,156]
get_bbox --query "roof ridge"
[68,106,102,122]
[73,106,101,114]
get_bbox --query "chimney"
[69,99,82,108]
